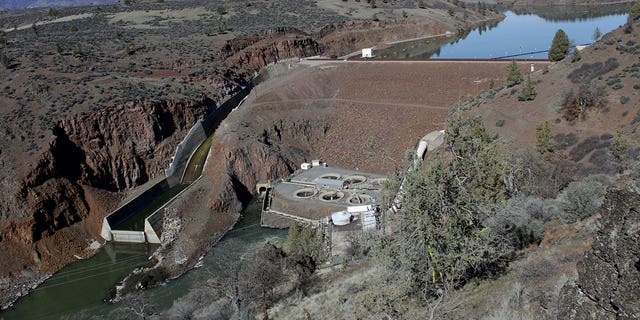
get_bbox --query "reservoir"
[376,9,628,59]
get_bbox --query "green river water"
[0,200,284,319]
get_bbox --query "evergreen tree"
[374,116,520,299]
[505,59,523,87]
[631,2,640,21]
[571,48,581,63]
[548,29,569,62]
[535,121,554,155]
[518,74,537,101]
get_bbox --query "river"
[0,7,630,320]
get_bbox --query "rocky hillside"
[0,0,499,309]
[263,11,640,320]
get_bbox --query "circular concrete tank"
[319,173,341,180]
[347,194,373,204]
[319,191,345,201]
[294,188,318,198]
[345,175,367,185]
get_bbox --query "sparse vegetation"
[561,85,607,122]
[567,58,619,84]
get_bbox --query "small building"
[314,178,346,190]
[362,48,374,58]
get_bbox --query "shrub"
[557,175,610,223]
[610,128,628,163]
[486,196,559,249]
[620,95,630,104]
[496,119,505,127]
[562,85,607,122]
[286,223,326,264]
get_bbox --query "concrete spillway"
[101,82,255,244]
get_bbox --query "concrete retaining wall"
[106,179,172,229]
[102,81,256,243]
[144,220,161,244]
[165,84,254,183]
[110,230,146,243]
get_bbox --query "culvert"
[294,188,318,198]
[347,194,373,204]
[345,175,367,185]
[319,173,341,180]
[319,191,345,201]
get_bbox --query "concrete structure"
[101,74,258,243]
[416,130,445,159]
[362,48,374,58]
[331,211,351,226]
[261,166,384,228]
[314,178,346,191]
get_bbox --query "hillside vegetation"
[263,9,640,320]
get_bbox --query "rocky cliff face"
[0,97,208,280]
[219,28,324,70]
[558,189,640,319]
[314,17,451,57]
[0,23,329,280]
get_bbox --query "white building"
[362,48,374,58]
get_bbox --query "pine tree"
[518,74,537,101]
[535,121,554,155]
[505,59,523,87]
[571,48,581,63]
[549,29,569,62]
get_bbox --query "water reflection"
[377,9,627,59]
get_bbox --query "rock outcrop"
[314,17,452,57]
[558,189,640,319]
[219,28,324,70]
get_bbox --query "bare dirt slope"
[214,60,541,176]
